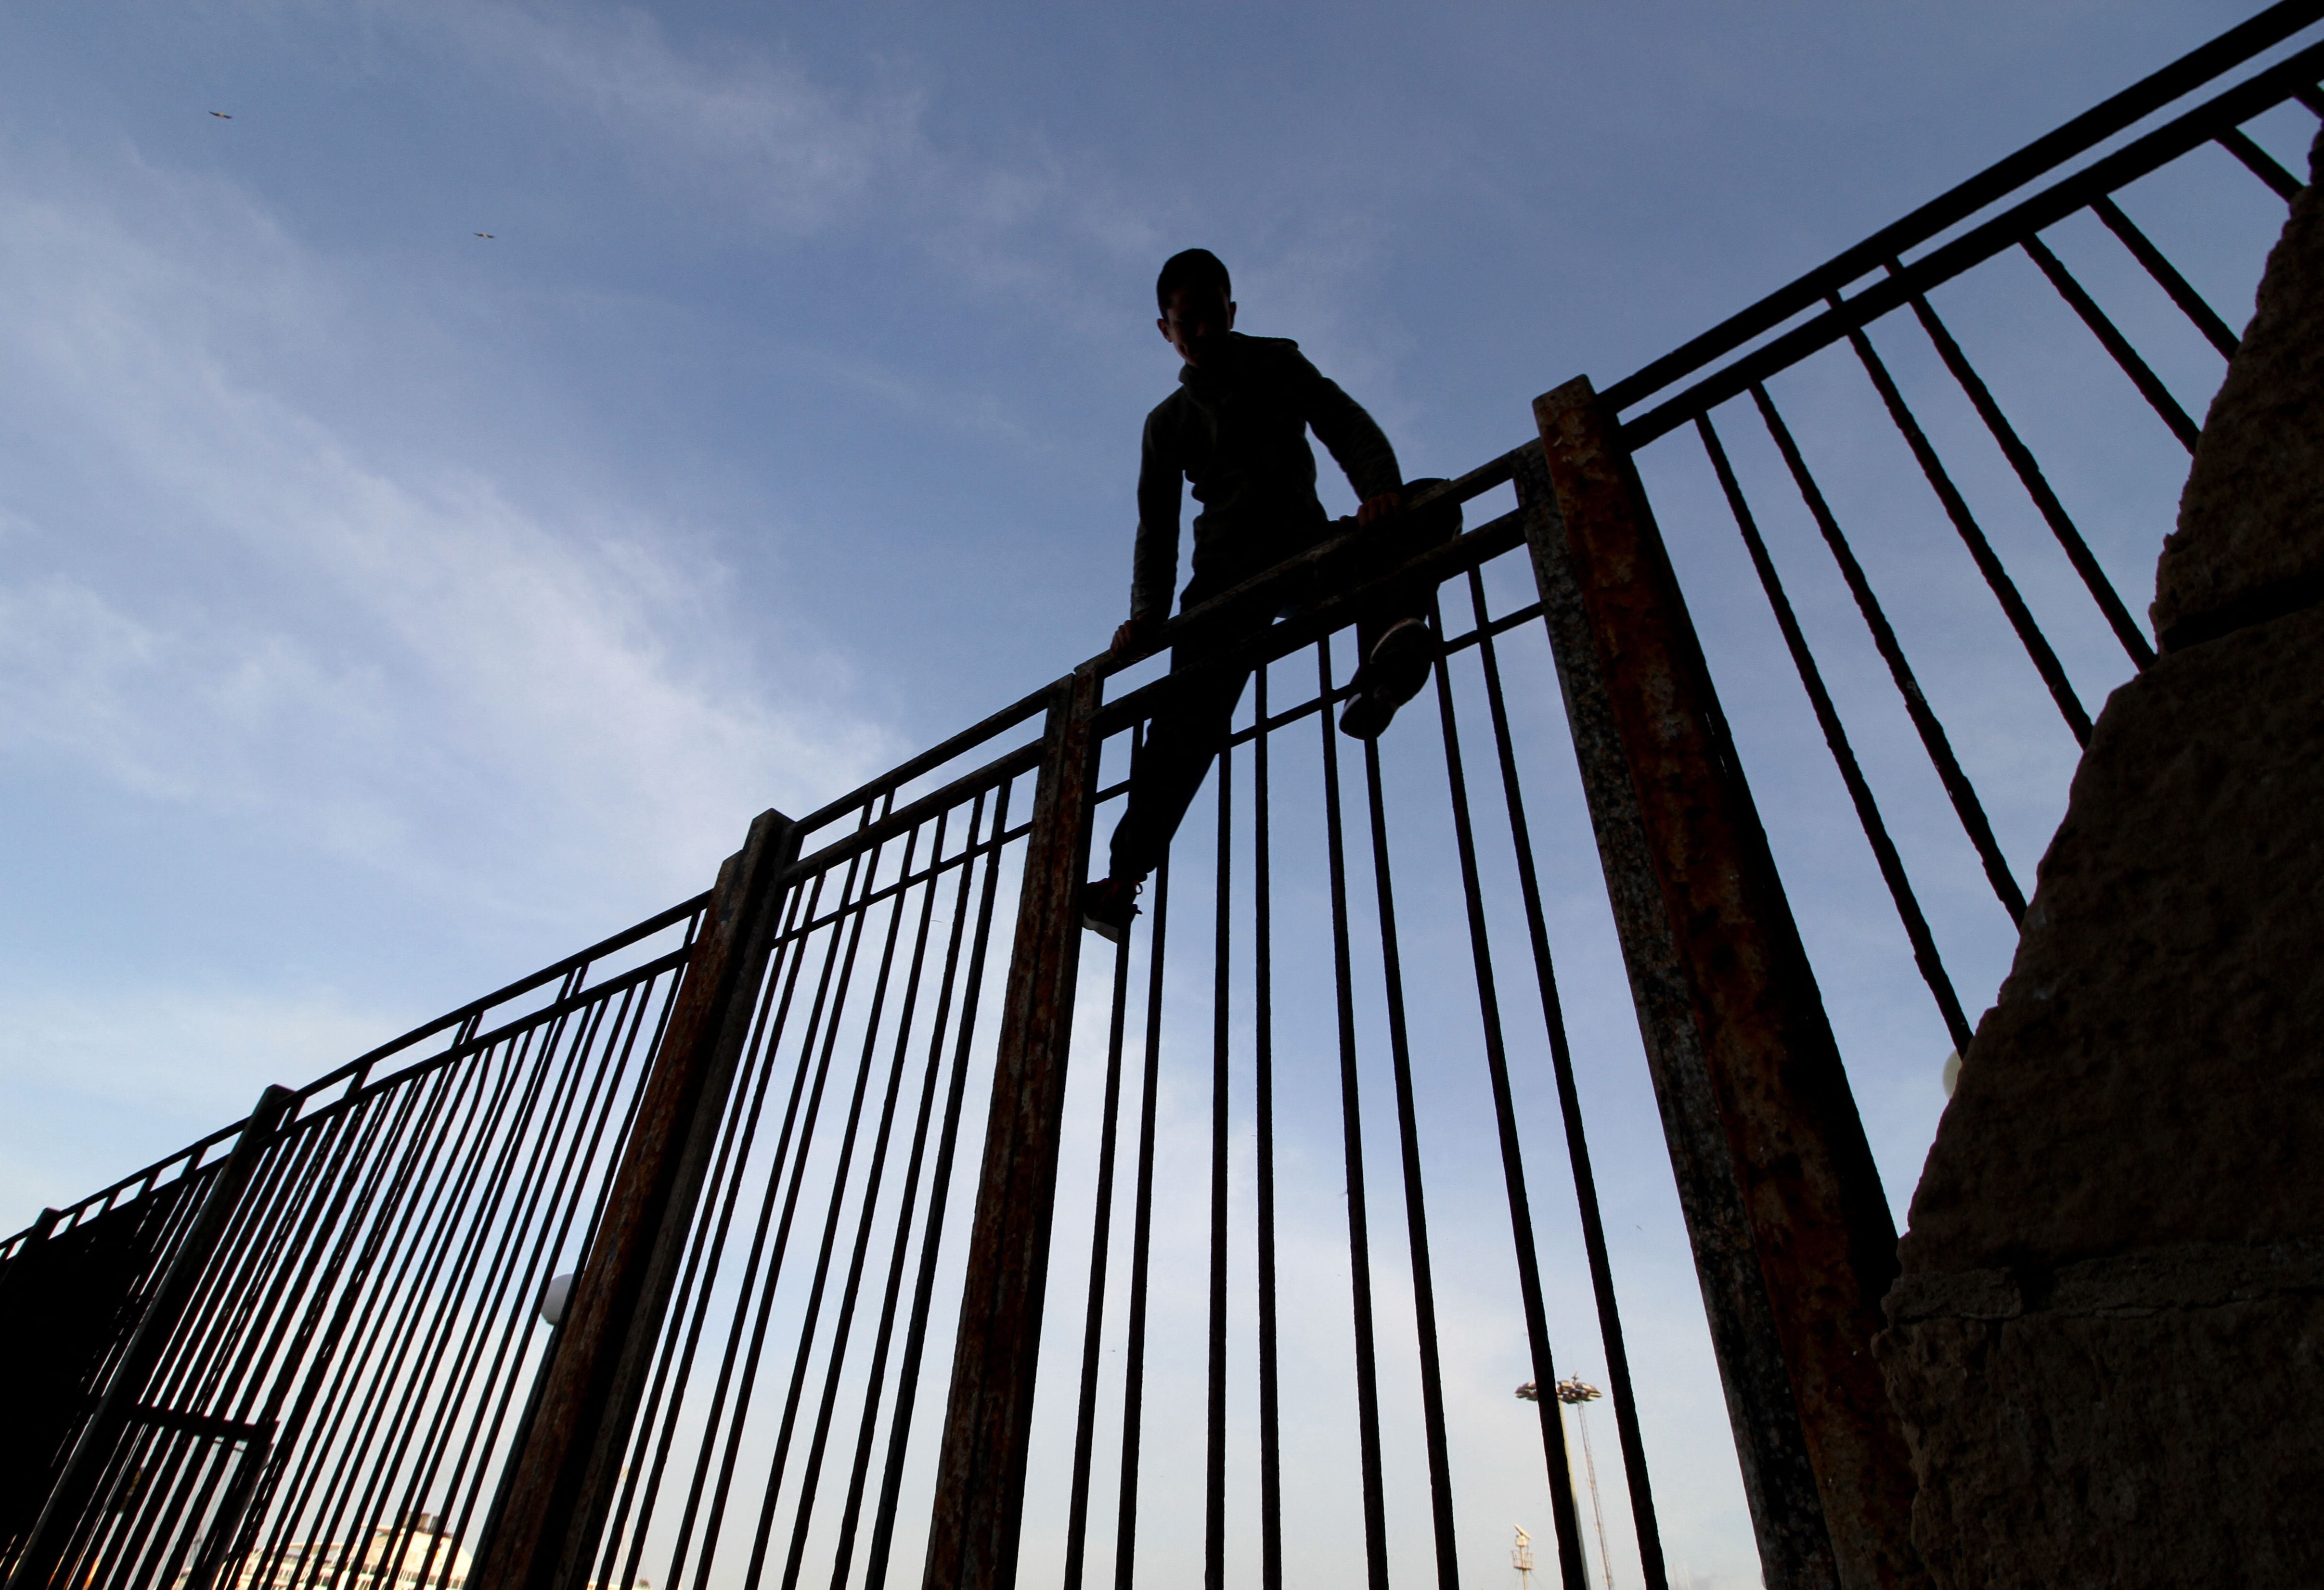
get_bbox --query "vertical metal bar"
[136,1096,310,1438]
[1892,266,2156,668]
[744,827,928,1589]
[202,1090,407,1590]
[489,981,674,1577]
[1465,551,1669,1590]
[7,1083,296,1590]
[310,1051,512,1587]
[1694,413,1976,1055]
[1520,428,1839,1590]
[1838,311,2093,744]
[2022,234,2201,449]
[1530,379,1924,1590]
[2215,124,2303,199]
[173,1105,357,1590]
[923,664,1102,1590]
[341,1029,549,1579]
[778,819,956,1590]
[1359,739,1462,1590]
[123,1114,312,1580]
[163,1102,327,1425]
[2089,197,2241,356]
[246,1073,453,1589]
[1751,383,2029,925]
[1061,863,1134,1590]
[1250,669,1284,1590]
[866,776,1017,1590]
[474,807,800,1590]
[686,826,891,1590]
[359,1014,569,1570]
[1110,855,1171,1590]
[597,888,808,1590]
[1315,640,1391,1590]
[1422,593,1590,1590]
[833,795,989,1590]
[668,842,872,1590]
[392,1000,603,1555]
[440,988,640,1547]
[1205,744,1233,1590]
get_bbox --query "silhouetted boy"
[1083,248,1457,941]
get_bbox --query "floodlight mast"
[1512,1525,1535,1590]
[1555,1379,1617,1590]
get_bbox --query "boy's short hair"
[1156,249,1231,312]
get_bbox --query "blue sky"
[0,3,2301,1582]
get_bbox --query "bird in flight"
[474,232,496,240]
[209,111,232,119]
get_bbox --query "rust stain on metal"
[473,808,798,1590]
[922,664,1101,1590]
[1515,444,1835,1590]
[1531,378,1924,1590]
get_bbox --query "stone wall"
[1875,131,2324,1587]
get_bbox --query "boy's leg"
[1338,478,1462,739]
[1105,625,1260,883]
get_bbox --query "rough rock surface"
[1895,603,2324,1275]
[2154,127,2324,647]
[1881,608,2324,1585]
[1881,125,2324,1590]
[1882,1257,2324,1587]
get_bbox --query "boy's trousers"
[1106,482,1461,884]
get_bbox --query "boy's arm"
[1122,407,1180,652]
[1294,350,1402,511]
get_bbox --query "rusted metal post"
[1523,380,1924,1590]
[472,807,798,1590]
[922,663,1101,1590]
[6,1086,297,1590]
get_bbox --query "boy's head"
[1156,248,1234,368]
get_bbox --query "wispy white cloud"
[0,130,899,923]
[0,979,393,1216]
[0,981,386,1123]
[414,4,1175,323]
[436,3,927,240]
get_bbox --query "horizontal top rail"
[1092,503,1529,736]
[1598,0,2324,417]
[777,450,1529,870]
[278,941,697,1142]
[792,681,1054,843]
[788,738,1048,882]
[296,890,709,1099]
[1617,37,2324,446]
[0,888,711,1252]
[1095,449,1523,677]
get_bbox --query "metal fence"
[0,899,707,1590]
[6,7,2320,1589]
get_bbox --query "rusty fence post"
[922,663,1101,1590]
[473,806,799,1590]
[1521,380,1925,1590]
[6,1085,298,1590]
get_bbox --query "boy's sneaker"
[1339,618,1436,740]
[1081,875,1143,943]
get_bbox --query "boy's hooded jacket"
[1132,332,1402,620]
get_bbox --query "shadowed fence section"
[5,8,2321,1589]
[1,897,709,1590]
